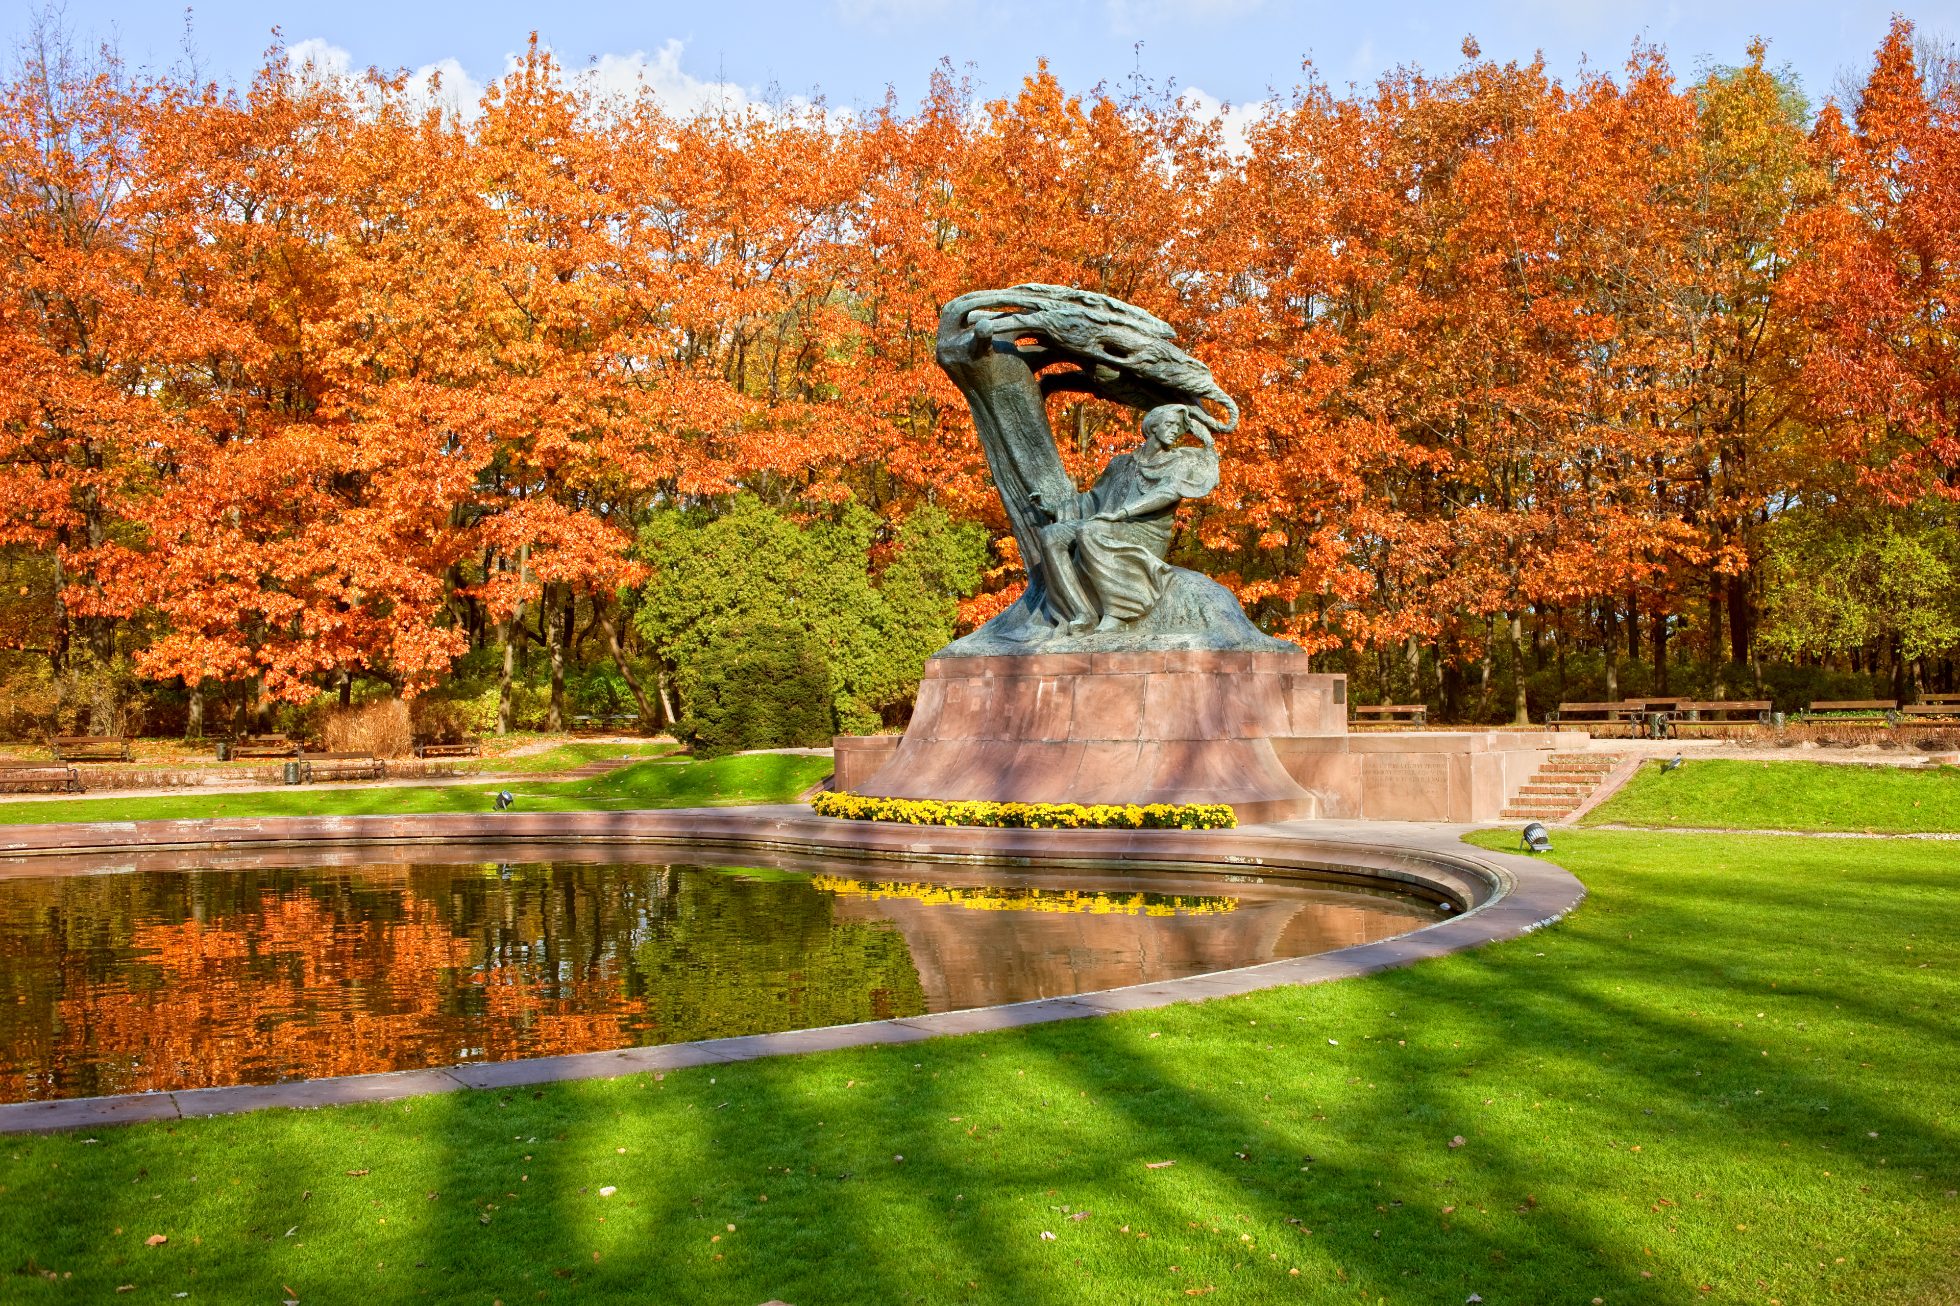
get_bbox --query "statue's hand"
[1092,510,1122,523]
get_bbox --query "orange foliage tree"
[3,20,1959,730]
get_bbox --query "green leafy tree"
[633,497,986,735]
[1757,506,1960,674]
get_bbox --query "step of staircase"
[1501,753,1624,824]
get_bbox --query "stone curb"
[0,809,1584,1134]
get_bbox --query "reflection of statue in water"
[1037,405,1219,635]
[933,284,1294,656]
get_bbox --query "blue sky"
[18,1,1960,118]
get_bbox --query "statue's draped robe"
[1045,445,1220,622]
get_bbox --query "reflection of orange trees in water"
[811,876,1239,917]
[17,892,644,1098]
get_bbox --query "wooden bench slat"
[1353,704,1427,724]
[300,754,387,782]
[413,739,482,758]
[0,760,82,793]
[1807,700,1897,711]
[49,735,131,762]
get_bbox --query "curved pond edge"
[0,806,1584,1134]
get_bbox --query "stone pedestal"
[1274,731,1568,822]
[846,651,1341,823]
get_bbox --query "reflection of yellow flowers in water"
[812,876,1238,917]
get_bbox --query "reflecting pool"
[0,850,1442,1101]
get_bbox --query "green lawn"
[0,753,831,826]
[2,828,1953,1303]
[466,739,680,774]
[1587,757,1960,833]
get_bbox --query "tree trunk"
[1477,616,1495,720]
[186,680,204,740]
[596,604,656,731]
[1626,593,1640,662]
[547,583,570,733]
[1508,612,1529,726]
[1727,572,1753,668]
[656,667,678,728]
[1708,575,1726,698]
[1602,602,1619,702]
[1653,611,1670,695]
[1404,636,1420,705]
[497,545,531,736]
[338,670,352,708]
[497,614,517,736]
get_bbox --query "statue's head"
[1142,404,1215,451]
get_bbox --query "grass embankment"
[1587,757,1960,834]
[2,830,1953,1303]
[0,752,830,826]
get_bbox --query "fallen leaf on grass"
[1146,1161,1176,1169]
[144,1235,167,1247]
[346,1169,370,1177]
[1449,1136,1466,1149]
[1039,1231,1056,1241]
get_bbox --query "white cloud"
[284,36,762,123]
[1179,86,1268,157]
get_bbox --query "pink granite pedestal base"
[846,651,1343,823]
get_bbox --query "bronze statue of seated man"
[1034,404,1219,635]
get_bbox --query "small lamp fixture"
[1661,754,1685,773]
[1519,821,1552,854]
[494,790,515,812]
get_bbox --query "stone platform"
[843,650,1338,822]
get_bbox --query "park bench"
[1802,699,1897,721]
[228,734,300,759]
[1920,692,1960,706]
[1669,700,1773,726]
[413,738,482,758]
[1549,702,1671,738]
[0,759,82,793]
[1353,703,1427,726]
[300,753,386,783]
[1899,703,1960,720]
[1620,697,1694,712]
[49,735,132,763]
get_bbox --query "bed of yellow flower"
[2,828,1954,1303]
[811,791,1236,829]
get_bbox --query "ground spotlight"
[1519,820,1552,854]
[494,790,514,811]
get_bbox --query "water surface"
[0,851,1440,1101]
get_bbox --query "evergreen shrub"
[682,622,834,756]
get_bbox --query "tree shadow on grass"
[11,833,1958,1303]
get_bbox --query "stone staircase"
[1500,753,1624,823]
